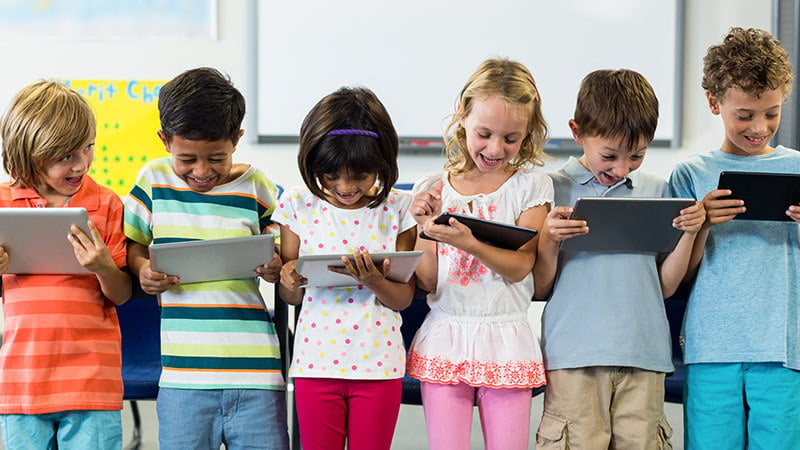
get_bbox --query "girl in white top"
[408,58,554,450]
[275,87,416,450]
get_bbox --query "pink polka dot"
[376,321,382,326]
[354,220,360,225]
[384,353,390,358]
[360,343,366,347]
[296,358,300,363]
[351,365,358,370]
[392,225,398,230]
[323,325,330,331]
[316,340,322,346]
[348,299,354,303]
[377,361,383,367]
[381,312,387,317]
[279,203,285,208]
[306,202,312,207]
[303,239,308,244]
[342,239,348,244]
[318,244,324,248]
[304,338,309,343]
[368,224,374,229]
[314,219,319,224]
[298,318,303,324]
[383,206,389,211]
[345,340,351,345]
[311,323,316,328]
[391,326,396,331]
[341,351,348,356]
[333,359,339,364]
[387,341,392,346]
[350,232,356,237]
[367,328,373,333]
[353,325,359,330]
[323,207,328,211]
[336,319,342,324]
[308,363,314,368]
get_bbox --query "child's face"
[709,87,784,156]
[460,95,528,174]
[572,122,647,187]
[319,169,377,209]
[160,131,241,193]
[36,139,95,204]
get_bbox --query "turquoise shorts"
[0,410,121,450]
[684,362,800,449]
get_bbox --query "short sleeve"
[123,163,155,246]
[669,162,697,200]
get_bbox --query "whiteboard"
[255,0,682,150]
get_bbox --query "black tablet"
[717,171,800,221]
[420,212,538,250]
[560,197,696,253]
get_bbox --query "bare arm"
[127,240,178,296]
[683,189,745,281]
[70,221,131,305]
[277,225,305,306]
[532,206,588,299]
[658,200,705,297]
[0,246,8,275]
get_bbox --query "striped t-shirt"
[124,158,284,390]
[0,177,127,414]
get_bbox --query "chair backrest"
[117,282,162,400]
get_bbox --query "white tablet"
[560,197,696,253]
[0,207,91,274]
[149,234,275,284]
[295,251,423,287]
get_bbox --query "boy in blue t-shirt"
[669,27,800,449]
[533,69,705,449]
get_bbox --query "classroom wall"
[0,0,774,188]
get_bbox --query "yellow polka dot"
[364,313,370,319]
[380,224,386,230]
[329,231,335,237]
[312,210,318,215]
[390,214,395,220]
[322,311,328,316]
[297,368,304,373]
[345,287,352,292]
[320,352,325,358]
[282,213,289,218]
[341,328,348,333]
[362,354,369,360]
[334,297,341,303]
[382,330,388,335]
[341,220,347,225]
[300,219,306,224]
[371,235,377,240]
[331,339,337,344]
[374,341,380,347]
[340,369,346,374]
[301,326,307,332]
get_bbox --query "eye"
[504,137,519,144]
[353,173,370,181]
[84,143,95,153]
[601,154,616,161]
[630,154,644,161]
[209,158,225,164]
[477,132,490,139]
[766,113,779,119]
[59,154,72,162]
[736,115,752,121]
[322,173,338,181]
[178,158,196,164]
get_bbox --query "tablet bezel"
[149,234,275,284]
[717,171,800,221]
[295,250,423,287]
[421,212,538,250]
[560,197,695,253]
[0,207,90,274]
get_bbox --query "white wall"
[0,0,775,187]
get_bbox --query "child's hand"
[69,221,118,274]
[328,249,388,285]
[410,180,443,225]
[540,206,588,242]
[419,214,478,250]
[0,246,9,275]
[255,250,282,283]
[672,201,706,234]
[787,205,800,223]
[138,263,179,295]
[280,259,307,291]
[701,189,745,227]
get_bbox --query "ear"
[568,119,584,146]
[231,129,245,148]
[157,130,170,151]
[706,91,721,115]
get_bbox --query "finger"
[69,224,94,248]
[86,220,104,246]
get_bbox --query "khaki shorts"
[535,367,672,450]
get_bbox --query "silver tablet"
[0,207,91,274]
[149,234,275,284]
[295,251,423,287]
[560,197,696,253]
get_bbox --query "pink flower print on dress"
[446,244,488,286]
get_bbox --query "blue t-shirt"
[542,157,674,373]
[669,146,800,369]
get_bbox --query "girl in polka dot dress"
[407,58,554,450]
[275,87,417,450]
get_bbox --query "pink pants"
[420,381,533,450]
[293,377,402,450]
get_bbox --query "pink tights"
[293,377,402,450]
[420,381,532,450]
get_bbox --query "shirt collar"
[8,176,101,211]
[562,156,635,190]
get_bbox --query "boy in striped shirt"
[124,67,288,449]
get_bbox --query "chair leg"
[124,400,142,450]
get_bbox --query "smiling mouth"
[65,176,83,187]
[744,135,768,146]
[480,154,503,166]
[188,176,217,186]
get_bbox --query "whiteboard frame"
[250,0,684,152]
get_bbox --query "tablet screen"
[717,171,800,221]
[421,213,538,250]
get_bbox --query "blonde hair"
[1,80,96,189]
[443,58,548,174]
[703,27,794,101]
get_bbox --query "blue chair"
[663,283,689,403]
[117,282,161,450]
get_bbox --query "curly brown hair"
[703,27,794,101]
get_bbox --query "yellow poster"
[63,79,165,196]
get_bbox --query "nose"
[73,151,92,172]
[750,116,769,134]
[192,161,212,177]
[486,136,503,155]
[610,161,631,178]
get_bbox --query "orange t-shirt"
[0,177,127,414]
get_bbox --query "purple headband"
[326,129,379,138]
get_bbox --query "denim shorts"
[0,410,121,450]
[157,387,289,450]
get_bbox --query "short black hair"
[298,87,399,208]
[158,67,245,143]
